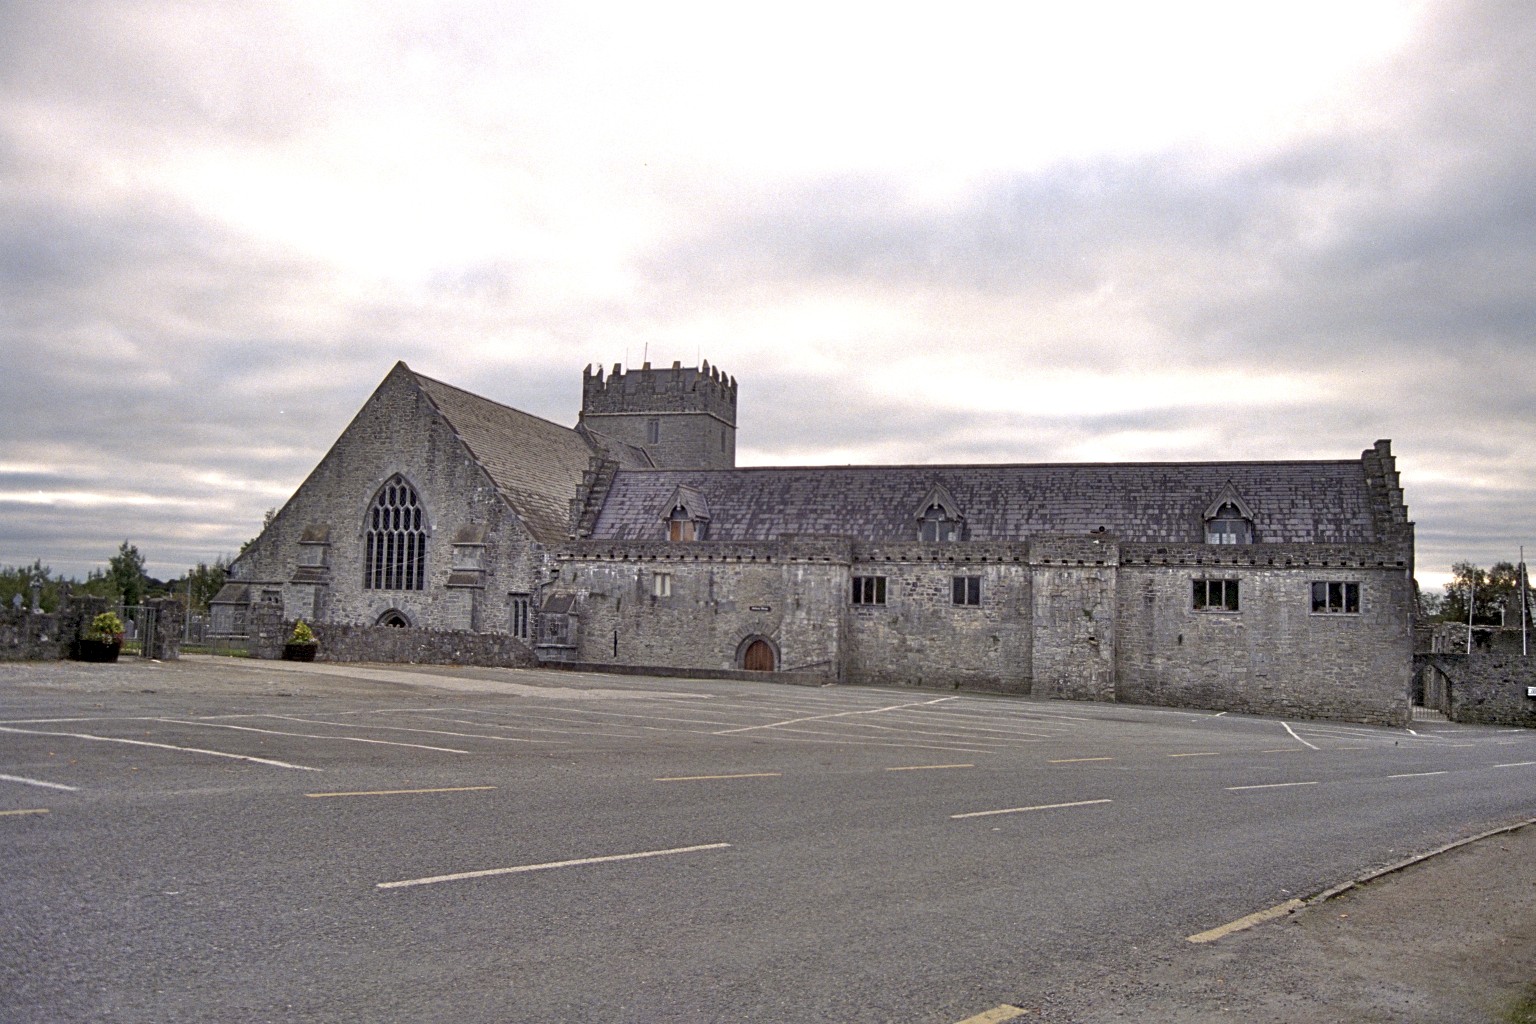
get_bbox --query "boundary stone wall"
[250,603,537,667]
[1423,628,1536,726]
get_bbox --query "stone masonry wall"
[232,368,545,636]
[578,362,736,470]
[842,541,1032,693]
[553,538,845,679]
[0,606,64,661]
[1029,536,1118,701]
[1115,543,1413,724]
[249,602,537,667]
[1425,630,1536,727]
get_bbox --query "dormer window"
[1206,503,1252,544]
[658,486,710,542]
[919,505,961,542]
[668,506,704,541]
[915,483,965,542]
[1202,484,1255,545]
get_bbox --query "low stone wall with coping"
[249,605,537,668]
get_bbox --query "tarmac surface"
[3,657,1536,1024]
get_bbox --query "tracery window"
[365,476,427,591]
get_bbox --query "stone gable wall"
[232,370,545,635]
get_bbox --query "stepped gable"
[586,459,1382,544]
[410,368,598,544]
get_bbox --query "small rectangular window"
[852,576,887,605]
[646,419,660,444]
[1311,581,1360,614]
[1192,578,1240,612]
[652,572,672,598]
[952,575,981,606]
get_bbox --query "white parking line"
[0,725,319,771]
[1495,761,1536,768]
[254,715,555,745]
[1387,771,1448,779]
[1226,781,1319,791]
[952,798,1112,819]
[714,697,958,735]
[655,772,781,782]
[377,842,732,889]
[1281,722,1320,750]
[149,719,469,754]
[0,773,78,792]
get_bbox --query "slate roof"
[411,368,598,544]
[586,461,1385,545]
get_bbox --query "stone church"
[222,360,1417,724]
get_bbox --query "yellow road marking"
[305,786,497,799]
[1047,757,1114,764]
[955,1005,1029,1023]
[1169,752,1219,758]
[1187,898,1305,943]
[886,763,974,772]
[654,772,782,782]
[0,808,50,817]
[952,798,1111,819]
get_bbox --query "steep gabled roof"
[409,367,597,543]
[586,459,1387,545]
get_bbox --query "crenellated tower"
[579,360,737,469]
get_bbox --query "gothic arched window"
[365,476,427,590]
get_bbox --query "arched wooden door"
[742,639,775,672]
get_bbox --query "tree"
[0,559,63,613]
[1442,561,1532,626]
[106,541,147,607]
[184,556,231,613]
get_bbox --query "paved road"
[2,657,1533,1023]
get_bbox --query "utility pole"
[1467,576,1476,656]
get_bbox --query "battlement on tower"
[582,360,737,425]
[578,359,738,469]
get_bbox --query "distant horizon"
[2,1,1530,601]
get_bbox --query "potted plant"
[77,611,125,663]
[283,619,319,661]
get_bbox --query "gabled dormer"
[915,482,965,542]
[659,485,711,541]
[1203,482,1255,544]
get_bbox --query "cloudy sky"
[2,1,1532,593]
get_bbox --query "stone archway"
[376,609,412,628]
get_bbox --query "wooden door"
[742,639,775,672]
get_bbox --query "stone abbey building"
[223,360,1417,724]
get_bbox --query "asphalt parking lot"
[2,656,1533,1023]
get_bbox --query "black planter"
[75,639,122,663]
[282,643,317,662]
